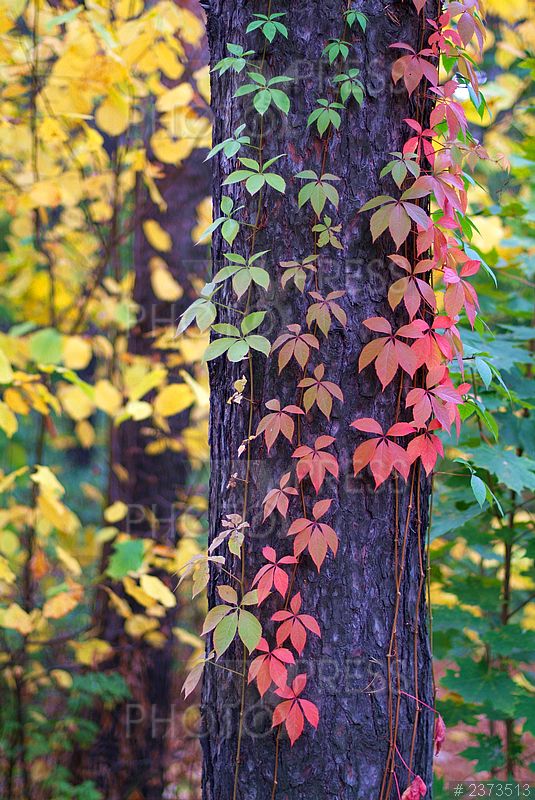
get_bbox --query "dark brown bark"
[203,2,436,799]
[87,7,211,797]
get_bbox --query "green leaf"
[470,474,487,507]
[204,338,235,362]
[241,311,266,335]
[232,268,251,298]
[264,173,286,193]
[254,89,272,115]
[245,335,270,356]
[227,339,250,362]
[214,611,238,657]
[29,328,63,365]
[245,172,265,195]
[470,445,535,494]
[106,539,144,580]
[237,609,262,652]
[271,89,290,114]
[212,323,240,337]
[221,218,239,245]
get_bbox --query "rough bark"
[203,2,436,799]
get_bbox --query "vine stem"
[231,5,271,798]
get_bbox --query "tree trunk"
[88,7,211,797]
[203,2,436,799]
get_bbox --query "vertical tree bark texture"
[89,5,211,797]
[203,2,436,799]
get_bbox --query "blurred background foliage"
[0,0,532,798]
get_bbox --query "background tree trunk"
[88,5,211,797]
[203,2,436,799]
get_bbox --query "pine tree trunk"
[203,2,436,799]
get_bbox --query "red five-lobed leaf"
[358,317,425,389]
[292,435,339,493]
[287,498,338,571]
[297,363,343,419]
[262,471,299,521]
[401,775,427,799]
[272,591,321,655]
[271,324,320,372]
[248,637,295,697]
[252,546,297,604]
[351,417,415,487]
[256,399,304,453]
[272,673,319,745]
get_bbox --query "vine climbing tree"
[177,0,493,798]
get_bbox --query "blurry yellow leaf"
[50,669,73,689]
[75,419,95,448]
[94,379,122,415]
[1,603,33,635]
[4,389,29,415]
[0,531,19,556]
[31,465,64,497]
[123,575,154,607]
[63,336,92,370]
[173,626,203,650]
[0,401,17,437]
[104,501,128,523]
[103,586,131,618]
[71,638,113,667]
[194,66,210,103]
[154,383,194,417]
[150,128,194,164]
[125,614,158,638]
[55,545,81,576]
[0,555,15,583]
[0,347,13,382]
[150,257,183,301]
[143,219,172,252]
[58,384,94,421]
[139,574,176,608]
[156,83,194,113]
[0,466,28,494]
[124,400,152,420]
[95,91,130,136]
[43,584,82,619]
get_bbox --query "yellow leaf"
[103,586,131,618]
[50,669,73,689]
[139,574,176,608]
[123,575,154,607]
[0,554,15,583]
[58,384,94,421]
[75,419,95,448]
[104,501,128,523]
[31,465,64,497]
[94,379,122,415]
[194,66,210,103]
[150,257,183,301]
[43,585,82,619]
[55,545,81,576]
[150,128,195,164]
[95,90,130,137]
[63,336,92,370]
[143,219,172,252]
[4,388,29,415]
[153,383,194,417]
[0,346,13,382]
[71,638,113,667]
[156,83,194,113]
[124,400,152,421]
[0,603,33,635]
[127,366,167,401]
[125,614,159,638]
[0,466,28,494]
[0,401,17,437]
